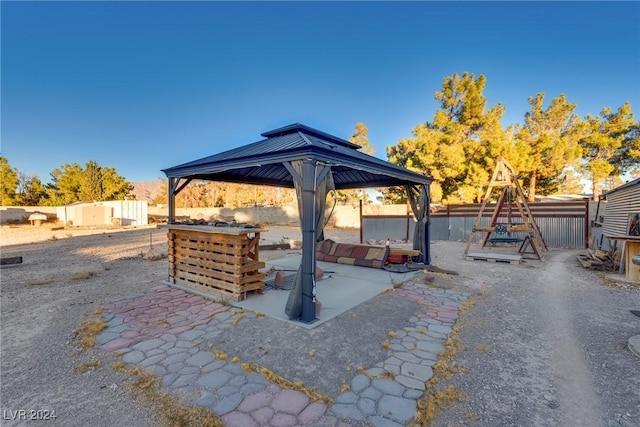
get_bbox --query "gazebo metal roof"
[162,123,432,189]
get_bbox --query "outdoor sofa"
[315,239,389,269]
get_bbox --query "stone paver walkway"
[97,280,469,426]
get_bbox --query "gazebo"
[162,123,432,323]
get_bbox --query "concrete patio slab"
[234,256,400,328]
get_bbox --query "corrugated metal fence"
[362,201,589,248]
[598,180,640,251]
[601,182,640,237]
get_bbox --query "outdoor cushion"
[316,239,389,269]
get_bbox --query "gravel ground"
[1,224,638,426]
[428,245,640,427]
[1,225,169,427]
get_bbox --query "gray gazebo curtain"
[285,160,335,321]
[407,184,431,265]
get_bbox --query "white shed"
[57,200,148,226]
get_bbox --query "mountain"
[130,181,164,202]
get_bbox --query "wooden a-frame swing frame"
[463,157,548,260]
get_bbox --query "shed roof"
[162,123,432,189]
[602,177,640,198]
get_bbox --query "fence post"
[584,198,589,249]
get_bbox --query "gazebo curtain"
[407,184,431,265]
[285,160,335,321]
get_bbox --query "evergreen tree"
[80,160,103,201]
[350,122,375,155]
[379,186,408,204]
[100,166,133,200]
[387,72,517,203]
[45,161,132,205]
[580,103,636,199]
[616,121,640,174]
[336,122,374,205]
[46,163,85,205]
[516,93,583,201]
[555,167,585,194]
[17,172,48,205]
[0,156,19,206]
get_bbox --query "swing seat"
[487,223,523,244]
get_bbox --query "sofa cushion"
[316,239,335,255]
[316,239,389,269]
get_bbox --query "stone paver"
[97,281,470,426]
[629,334,640,358]
[378,395,417,423]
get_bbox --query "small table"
[605,235,640,283]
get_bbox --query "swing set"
[464,157,548,262]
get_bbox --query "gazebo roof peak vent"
[261,123,360,150]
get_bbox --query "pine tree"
[516,93,583,201]
[387,72,516,203]
[46,161,132,205]
[100,166,133,200]
[80,160,103,201]
[17,172,47,205]
[336,122,374,205]
[46,163,84,205]
[0,156,19,206]
[580,103,636,199]
[350,122,375,155]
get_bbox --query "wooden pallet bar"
[167,224,266,301]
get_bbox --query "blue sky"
[2,1,639,184]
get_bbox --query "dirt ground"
[1,224,638,426]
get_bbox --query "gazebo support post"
[168,178,193,224]
[168,177,178,224]
[407,184,431,265]
[300,159,317,323]
[424,183,431,265]
[424,205,431,265]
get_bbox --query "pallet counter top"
[167,225,267,301]
[167,224,267,235]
